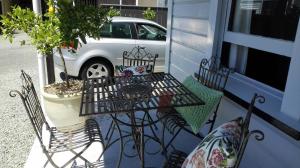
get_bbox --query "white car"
[54,16,167,79]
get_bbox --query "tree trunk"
[57,47,70,87]
[46,52,56,84]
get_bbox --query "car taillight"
[61,40,81,50]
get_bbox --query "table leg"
[141,122,145,168]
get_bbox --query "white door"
[135,23,167,72]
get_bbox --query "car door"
[135,23,167,72]
[90,21,136,67]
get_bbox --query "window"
[99,0,120,4]
[122,0,136,5]
[100,23,112,37]
[112,23,133,39]
[136,24,166,41]
[100,22,133,39]
[221,42,291,91]
[228,0,300,41]
[221,0,299,92]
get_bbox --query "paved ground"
[0,32,61,168]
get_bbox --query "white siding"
[173,0,210,19]
[166,0,215,81]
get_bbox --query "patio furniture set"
[10,47,265,168]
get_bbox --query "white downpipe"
[37,53,46,90]
[32,0,47,115]
[32,0,45,91]
[32,0,42,14]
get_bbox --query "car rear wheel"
[80,60,113,79]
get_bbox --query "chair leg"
[208,111,217,133]
[208,103,221,133]
[146,112,158,130]
[43,153,59,168]
[165,127,182,150]
[60,143,93,168]
[161,122,166,155]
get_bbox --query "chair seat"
[157,108,188,134]
[48,119,103,153]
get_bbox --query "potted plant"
[1,0,117,129]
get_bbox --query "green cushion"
[175,76,223,133]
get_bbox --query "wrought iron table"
[79,72,205,167]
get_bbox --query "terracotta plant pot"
[42,89,88,130]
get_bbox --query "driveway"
[0,32,41,168]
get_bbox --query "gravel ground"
[0,32,58,168]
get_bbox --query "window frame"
[217,0,300,128]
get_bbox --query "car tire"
[80,59,113,80]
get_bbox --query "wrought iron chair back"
[122,46,158,72]
[196,57,232,132]
[195,57,231,91]
[234,93,265,168]
[9,70,50,145]
[157,57,232,151]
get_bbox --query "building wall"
[165,0,218,82]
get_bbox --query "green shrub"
[143,8,156,21]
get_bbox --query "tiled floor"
[24,111,202,168]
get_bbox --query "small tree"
[143,7,156,21]
[0,0,117,94]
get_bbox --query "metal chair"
[105,46,159,140]
[164,94,265,168]
[122,46,158,72]
[157,57,231,150]
[9,70,104,168]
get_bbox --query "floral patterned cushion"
[115,65,151,77]
[181,118,243,168]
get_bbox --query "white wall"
[165,0,218,81]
